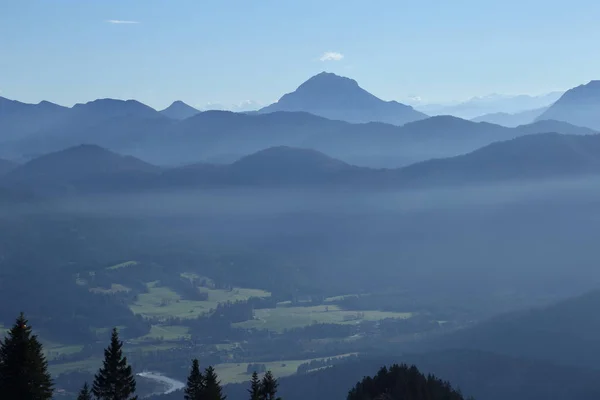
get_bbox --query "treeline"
[348,364,471,400]
[0,313,282,400]
[0,270,151,344]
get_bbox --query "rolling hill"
[3,144,160,193]
[7,132,600,194]
[537,80,600,130]
[258,72,428,125]
[397,132,600,186]
[427,289,600,370]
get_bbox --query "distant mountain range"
[257,72,428,125]
[416,92,563,119]
[159,101,200,120]
[2,76,598,169]
[471,107,548,127]
[1,95,595,168]
[536,80,600,130]
[0,96,70,141]
[5,132,600,195]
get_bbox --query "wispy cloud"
[105,20,140,24]
[320,52,344,62]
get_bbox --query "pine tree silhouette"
[0,313,53,400]
[77,382,93,400]
[204,365,226,400]
[248,371,261,400]
[184,359,205,400]
[92,328,137,400]
[260,371,280,400]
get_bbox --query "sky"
[1,0,600,110]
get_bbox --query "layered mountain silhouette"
[159,100,200,120]
[418,92,562,119]
[1,90,597,168]
[397,132,600,186]
[471,107,548,127]
[6,133,600,194]
[258,72,428,125]
[537,81,600,129]
[0,97,70,141]
[514,119,597,136]
[3,144,159,193]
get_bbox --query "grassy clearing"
[214,353,357,384]
[324,294,360,303]
[233,305,413,332]
[50,357,102,376]
[129,282,212,319]
[132,342,182,352]
[107,261,139,270]
[130,325,190,342]
[40,339,84,360]
[89,283,131,294]
[129,282,271,320]
[198,287,270,306]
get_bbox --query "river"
[137,371,186,395]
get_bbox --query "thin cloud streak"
[105,20,140,24]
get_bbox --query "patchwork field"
[129,282,270,319]
[233,304,413,331]
[130,325,191,342]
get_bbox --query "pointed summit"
[258,72,427,125]
[537,80,600,130]
[160,100,200,120]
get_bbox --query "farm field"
[233,304,413,331]
[129,282,270,319]
[130,325,191,342]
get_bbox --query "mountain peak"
[536,80,600,130]
[258,73,427,125]
[298,72,360,90]
[160,101,199,120]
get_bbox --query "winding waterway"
[137,371,186,395]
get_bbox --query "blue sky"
[1,0,600,109]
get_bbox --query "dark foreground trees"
[0,313,54,400]
[348,364,470,400]
[184,359,226,400]
[77,382,93,400]
[184,359,205,400]
[92,328,138,400]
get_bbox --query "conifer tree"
[248,371,261,400]
[204,365,226,400]
[0,313,53,400]
[184,359,205,400]
[77,382,93,400]
[260,371,280,400]
[92,327,137,400]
